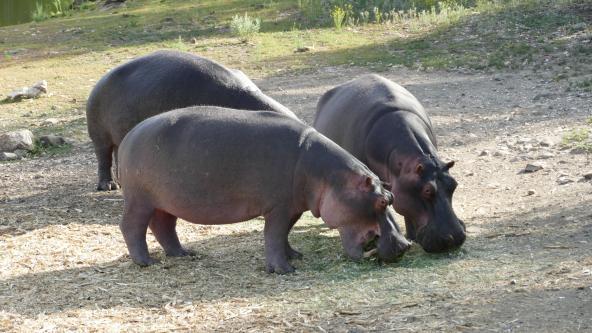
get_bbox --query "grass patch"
[562,125,592,154]
[27,139,73,157]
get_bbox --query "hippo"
[87,50,298,191]
[314,74,465,253]
[118,106,411,274]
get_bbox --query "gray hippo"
[87,50,298,191]
[314,74,465,253]
[118,106,411,274]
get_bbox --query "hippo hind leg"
[264,209,300,274]
[120,197,157,266]
[94,142,119,191]
[149,210,194,257]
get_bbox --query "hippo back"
[87,50,296,145]
[314,74,436,162]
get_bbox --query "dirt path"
[1,67,591,332]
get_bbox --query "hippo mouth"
[362,235,380,258]
[361,235,408,261]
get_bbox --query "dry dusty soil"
[1,65,591,332]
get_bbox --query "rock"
[538,152,555,159]
[583,172,592,180]
[0,152,19,161]
[38,135,67,147]
[493,149,510,157]
[41,118,59,126]
[478,149,490,157]
[0,130,34,152]
[294,46,312,53]
[570,147,591,155]
[533,93,555,101]
[526,189,536,196]
[13,149,27,157]
[538,137,556,147]
[520,163,544,174]
[6,80,47,101]
[557,176,574,185]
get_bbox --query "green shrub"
[230,13,261,42]
[31,1,49,22]
[331,6,346,29]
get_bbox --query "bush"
[230,13,261,42]
[31,2,49,22]
[331,6,346,29]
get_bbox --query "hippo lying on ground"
[118,106,411,273]
[87,50,298,191]
[314,74,465,253]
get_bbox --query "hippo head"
[319,173,411,262]
[391,155,466,253]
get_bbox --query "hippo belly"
[86,50,297,191]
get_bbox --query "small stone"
[520,163,544,173]
[557,176,574,185]
[527,189,536,196]
[533,93,554,101]
[42,118,59,126]
[538,137,555,147]
[583,172,592,180]
[570,147,590,155]
[294,46,312,53]
[510,279,517,285]
[465,172,474,177]
[478,149,490,157]
[38,135,67,147]
[538,152,555,159]
[6,80,47,101]
[0,129,34,152]
[0,152,19,161]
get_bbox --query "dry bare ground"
[1,65,591,332]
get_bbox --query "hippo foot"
[97,180,119,191]
[286,246,303,260]
[166,248,196,258]
[265,259,295,274]
[132,256,160,267]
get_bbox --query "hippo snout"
[377,234,411,262]
[418,227,466,253]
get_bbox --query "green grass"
[562,126,592,154]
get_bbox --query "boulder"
[0,130,34,152]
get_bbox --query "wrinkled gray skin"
[87,50,298,191]
[314,74,466,253]
[118,106,411,274]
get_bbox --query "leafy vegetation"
[230,12,261,42]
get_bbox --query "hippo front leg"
[404,217,417,241]
[263,210,299,274]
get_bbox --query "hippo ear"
[444,161,455,171]
[415,163,424,175]
[358,176,373,192]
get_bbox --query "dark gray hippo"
[87,50,298,191]
[118,106,411,274]
[314,74,465,253]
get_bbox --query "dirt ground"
[1,66,591,332]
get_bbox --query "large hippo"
[314,74,465,253]
[118,106,411,274]
[87,50,298,191]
